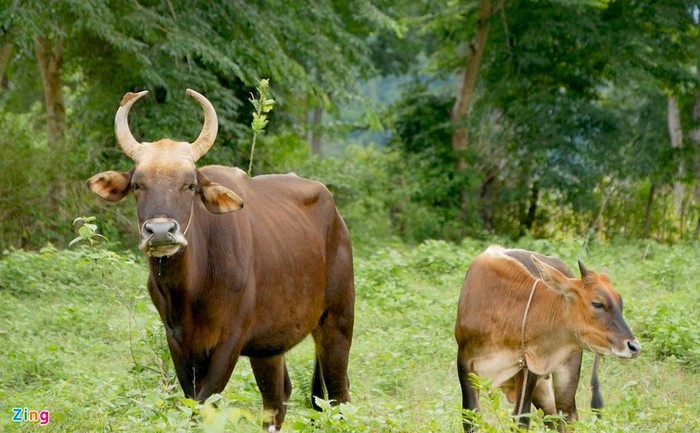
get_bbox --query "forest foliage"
[1,0,699,250]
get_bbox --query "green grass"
[0,239,698,432]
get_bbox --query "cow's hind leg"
[250,355,291,432]
[312,221,354,410]
[457,346,480,433]
[311,306,353,410]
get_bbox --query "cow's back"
[199,165,338,253]
[198,165,348,355]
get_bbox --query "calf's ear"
[87,170,132,202]
[531,255,575,299]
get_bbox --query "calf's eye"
[188,183,197,191]
[591,301,605,310]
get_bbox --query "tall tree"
[692,82,700,238]
[33,34,65,143]
[667,96,686,226]
[450,0,503,171]
[0,28,12,89]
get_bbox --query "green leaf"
[78,225,93,239]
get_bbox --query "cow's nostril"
[142,219,179,239]
[627,340,641,354]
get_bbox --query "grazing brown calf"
[455,246,640,432]
[88,89,355,431]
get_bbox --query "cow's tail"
[311,357,327,411]
[590,353,603,417]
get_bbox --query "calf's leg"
[532,375,565,432]
[513,369,539,430]
[457,347,480,433]
[552,351,583,424]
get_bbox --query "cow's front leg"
[165,326,195,398]
[194,336,243,402]
[250,355,292,432]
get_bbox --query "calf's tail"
[590,353,603,417]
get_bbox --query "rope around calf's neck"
[517,278,540,417]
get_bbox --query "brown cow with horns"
[88,89,355,431]
[456,246,640,432]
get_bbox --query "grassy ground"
[0,238,698,432]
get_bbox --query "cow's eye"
[591,301,605,310]
[188,183,197,191]
[132,183,141,191]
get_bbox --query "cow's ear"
[531,255,575,299]
[199,184,244,213]
[197,173,243,214]
[87,170,132,202]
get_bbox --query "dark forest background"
[1,0,699,251]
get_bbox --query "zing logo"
[11,408,50,426]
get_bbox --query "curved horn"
[115,90,149,160]
[186,89,218,161]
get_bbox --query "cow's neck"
[147,233,203,295]
[147,219,250,296]
[145,234,207,341]
[150,253,188,286]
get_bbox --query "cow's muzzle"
[139,217,188,257]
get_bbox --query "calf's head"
[531,255,641,359]
[88,89,243,257]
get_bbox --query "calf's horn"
[186,89,218,161]
[115,90,149,161]
[578,260,589,278]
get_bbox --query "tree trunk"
[582,184,614,251]
[34,34,68,221]
[667,96,685,233]
[450,0,503,171]
[523,182,540,232]
[34,35,66,143]
[643,183,656,239]
[691,76,700,240]
[478,167,497,230]
[0,37,12,89]
[0,23,17,89]
[310,106,323,156]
